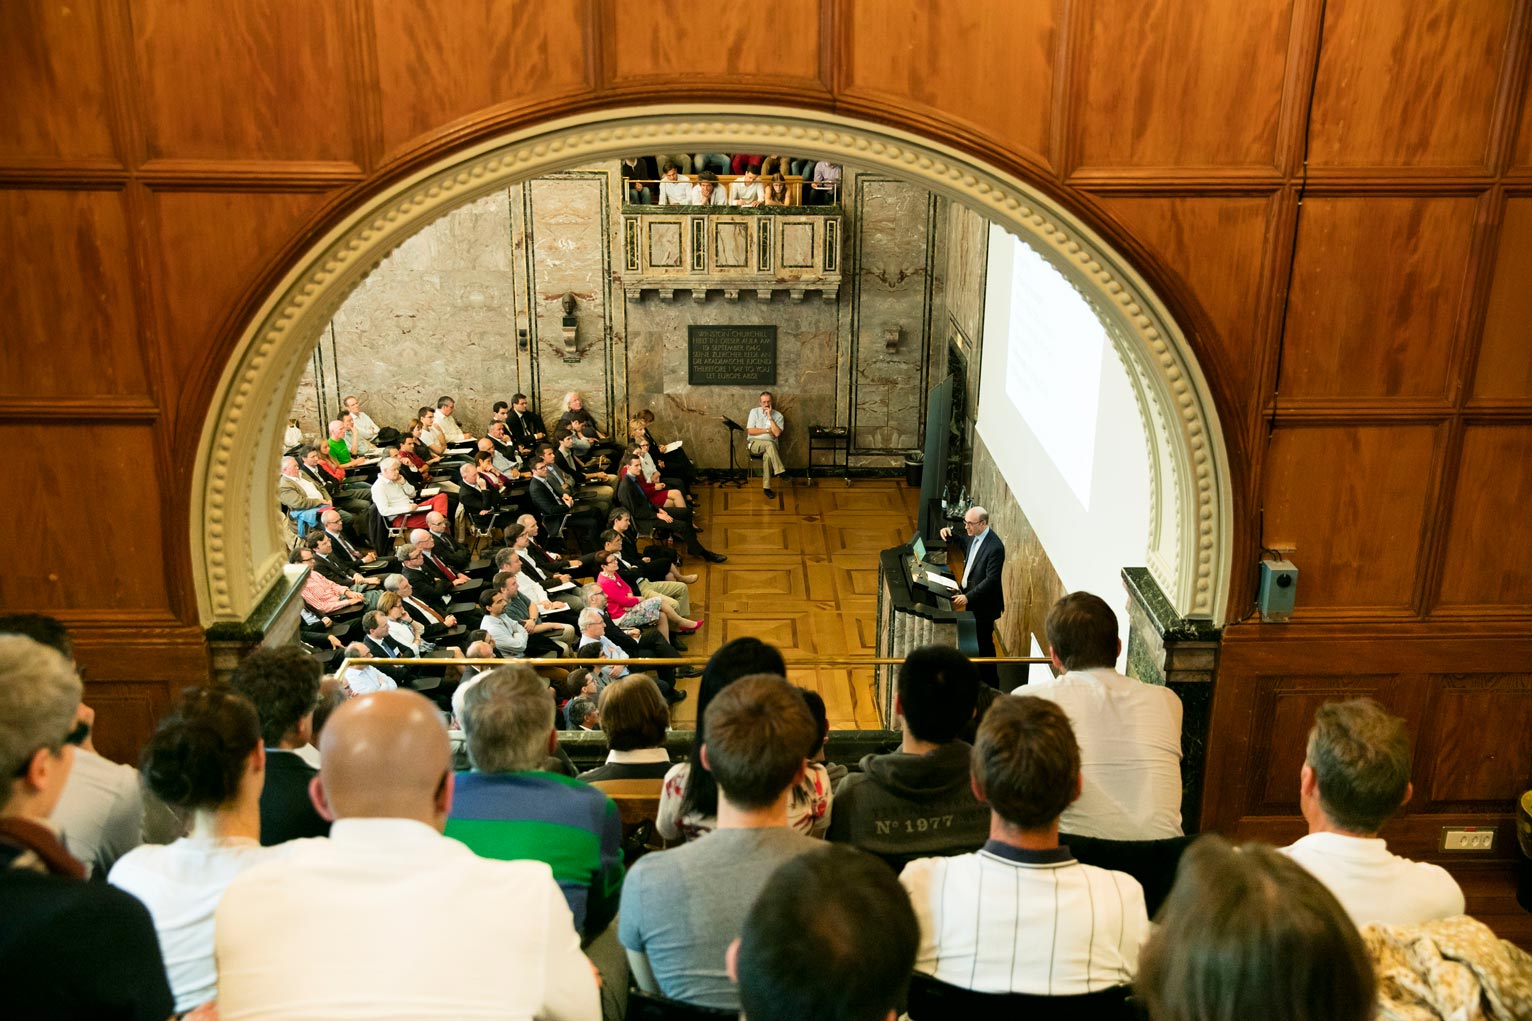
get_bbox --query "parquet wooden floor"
[664,478,920,731]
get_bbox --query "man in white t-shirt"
[216,689,599,1021]
[342,395,378,446]
[1016,592,1183,840]
[656,162,693,206]
[729,167,763,207]
[1281,698,1465,927]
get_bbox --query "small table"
[807,425,851,486]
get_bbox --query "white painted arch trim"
[192,105,1233,626]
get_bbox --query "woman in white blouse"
[108,687,273,1016]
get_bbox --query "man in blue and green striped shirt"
[446,665,623,939]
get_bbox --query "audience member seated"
[584,528,692,619]
[107,686,273,1016]
[433,395,474,446]
[807,160,842,204]
[341,641,399,695]
[1017,591,1183,840]
[371,456,450,531]
[507,392,548,453]
[575,607,677,702]
[1282,697,1466,926]
[828,645,988,871]
[597,552,700,641]
[0,615,149,882]
[730,845,919,1021]
[279,454,337,535]
[1138,837,1376,1021]
[729,166,764,206]
[293,543,369,616]
[580,676,675,782]
[338,410,377,458]
[555,430,618,503]
[383,572,463,639]
[216,689,600,1021]
[409,527,482,598]
[424,509,487,577]
[306,531,383,607]
[622,155,657,204]
[486,420,524,474]
[458,461,508,535]
[502,526,586,611]
[565,695,599,731]
[341,395,379,449]
[0,635,175,1020]
[656,162,694,205]
[620,674,824,1011]
[758,154,793,178]
[483,573,572,658]
[658,639,830,842]
[729,153,764,175]
[582,583,691,696]
[300,442,373,511]
[633,409,697,488]
[902,695,1149,995]
[762,172,792,206]
[445,663,624,941]
[227,647,331,846]
[577,637,632,693]
[557,391,623,466]
[609,507,693,585]
[691,170,728,206]
[495,556,579,629]
[516,512,588,577]
[530,458,604,552]
[398,430,461,497]
[379,591,464,668]
[320,508,388,570]
[398,543,474,616]
[617,453,726,563]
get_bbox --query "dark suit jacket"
[458,481,501,530]
[429,529,470,571]
[259,750,330,846]
[323,529,374,568]
[310,552,355,588]
[363,634,419,684]
[300,462,342,499]
[401,596,450,639]
[952,528,1006,622]
[403,565,451,605]
[615,475,659,528]
[509,410,547,449]
[529,476,569,523]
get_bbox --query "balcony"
[621,206,843,303]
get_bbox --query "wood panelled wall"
[4,0,1530,855]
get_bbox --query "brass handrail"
[335,655,1049,673]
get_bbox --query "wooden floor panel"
[665,479,915,730]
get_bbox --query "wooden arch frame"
[191,105,1234,628]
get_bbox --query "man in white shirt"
[1281,698,1465,926]
[434,395,474,445]
[901,695,1149,996]
[689,170,729,206]
[342,395,378,446]
[656,161,693,205]
[729,167,763,206]
[215,689,599,1021]
[745,390,785,499]
[1016,592,1183,840]
[340,642,399,696]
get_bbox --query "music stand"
[720,417,746,487]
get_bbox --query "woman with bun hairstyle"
[108,687,273,1016]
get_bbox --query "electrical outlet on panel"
[1441,827,1495,851]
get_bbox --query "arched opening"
[192,107,1232,632]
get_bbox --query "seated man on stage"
[746,391,786,499]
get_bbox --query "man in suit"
[399,543,479,618]
[425,510,491,578]
[582,583,694,697]
[940,505,1006,687]
[278,455,333,535]
[320,509,391,571]
[528,459,602,552]
[507,392,547,454]
[305,532,383,608]
[300,444,372,513]
[552,431,616,510]
[226,647,331,845]
[410,528,484,599]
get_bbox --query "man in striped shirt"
[900,696,1149,996]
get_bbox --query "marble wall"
[292,163,947,470]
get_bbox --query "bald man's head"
[311,690,452,829]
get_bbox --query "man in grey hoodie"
[827,645,989,871]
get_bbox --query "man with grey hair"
[939,504,1006,687]
[279,453,332,535]
[384,572,462,640]
[217,689,598,1020]
[0,635,175,1018]
[1282,698,1464,925]
[446,664,625,942]
[371,456,448,530]
[565,695,599,731]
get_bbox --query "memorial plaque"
[688,325,777,386]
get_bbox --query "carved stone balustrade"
[621,207,842,302]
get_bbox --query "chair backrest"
[624,988,736,1021]
[1060,833,1198,918]
[590,778,664,831]
[906,973,1139,1021]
